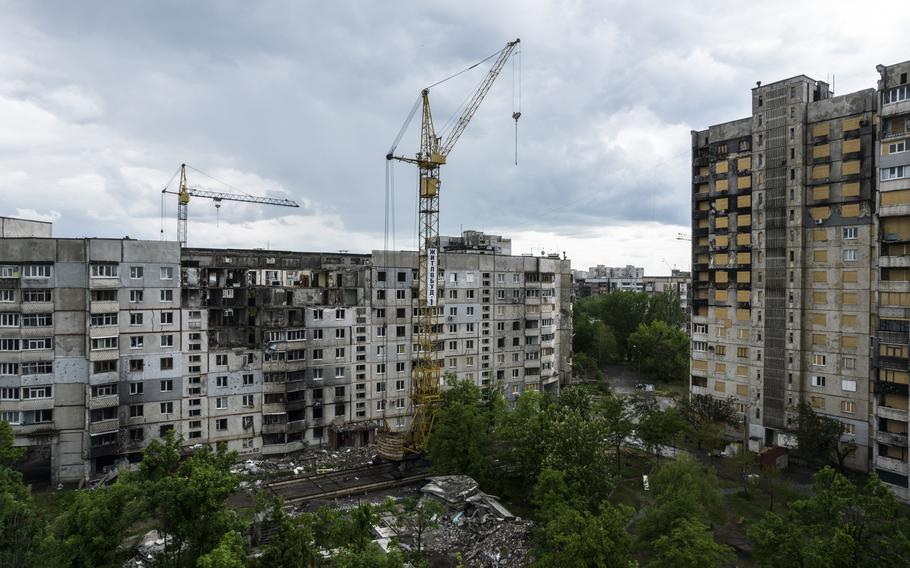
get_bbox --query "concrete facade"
[0,230,571,482]
[691,60,910,501]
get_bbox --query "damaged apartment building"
[690,59,910,501]
[0,222,571,482]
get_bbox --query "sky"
[0,1,906,275]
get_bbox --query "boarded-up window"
[812,334,826,346]
[737,271,751,283]
[883,217,910,241]
[737,157,751,171]
[716,178,729,192]
[715,235,729,247]
[736,366,748,377]
[696,254,708,264]
[809,313,826,325]
[843,182,860,197]
[714,380,726,393]
[715,253,729,265]
[882,189,910,206]
[715,307,729,320]
[692,359,708,371]
[737,214,751,227]
[696,183,709,194]
[697,218,709,229]
[736,290,750,302]
[813,291,827,304]
[811,206,831,220]
[842,117,861,131]
[843,138,861,154]
[813,271,827,283]
[737,195,751,208]
[812,144,830,158]
[811,123,830,138]
[812,164,830,179]
[843,292,858,305]
[715,271,729,284]
[715,363,726,374]
[812,228,828,241]
[737,252,751,264]
[715,197,729,210]
[736,384,748,396]
[716,161,729,174]
[736,233,751,246]
[843,271,858,283]
[813,250,828,262]
[738,175,752,189]
[698,166,709,176]
[842,314,857,326]
[697,201,710,211]
[736,309,749,321]
[842,335,858,348]
[715,290,728,302]
[843,160,861,176]
[810,396,826,409]
[812,185,830,200]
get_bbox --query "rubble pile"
[230,445,379,480]
[408,476,535,567]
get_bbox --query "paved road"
[603,364,676,411]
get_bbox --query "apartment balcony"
[91,300,119,313]
[881,99,910,118]
[286,420,307,433]
[875,379,910,396]
[89,278,120,289]
[262,422,288,435]
[879,281,910,293]
[877,430,909,447]
[876,455,910,476]
[20,302,53,314]
[877,405,909,422]
[89,418,120,435]
[879,204,910,218]
[882,256,910,268]
[19,398,54,412]
[879,306,910,320]
[877,329,908,345]
[261,442,295,456]
[88,395,119,410]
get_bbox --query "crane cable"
[159,164,182,240]
[512,44,522,165]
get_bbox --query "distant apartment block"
[690,59,910,501]
[0,224,571,482]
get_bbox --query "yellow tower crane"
[161,163,300,248]
[378,38,521,461]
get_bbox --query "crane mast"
[162,164,300,247]
[379,39,520,461]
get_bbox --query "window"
[87,312,116,327]
[216,418,228,431]
[161,311,174,324]
[376,363,385,375]
[881,166,908,181]
[22,290,51,302]
[811,375,826,387]
[160,266,174,280]
[222,288,234,298]
[715,345,726,356]
[22,314,52,327]
[215,354,228,366]
[242,373,254,385]
[160,357,173,370]
[22,338,52,350]
[335,328,346,339]
[130,266,144,279]
[840,400,856,414]
[0,313,18,327]
[0,411,19,424]
[91,336,118,351]
[888,140,907,154]
[843,227,857,240]
[335,367,345,378]
[693,341,707,352]
[127,313,142,326]
[736,347,749,358]
[396,289,406,300]
[159,289,173,302]
[313,309,323,320]
[160,379,173,392]
[0,387,19,400]
[129,290,143,303]
[129,359,144,372]
[0,363,18,376]
[813,354,827,366]
[92,360,114,374]
[844,357,856,370]
[160,334,174,348]
[396,362,406,372]
[130,336,144,349]
[129,405,143,418]
[129,382,144,395]
[0,290,13,302]
[693,323,707,334]
[216,397,228,409]
[160,402,174,414]
[313,368,323,379]
[884,84,910,105]
[22,265,51,278]
[841,379,857,392]
[90,264,119,278]
[376,400,386,411]
[0,266,16,278]
[312,349,323,360]
[843,249,857,262]
[20,386,52,400]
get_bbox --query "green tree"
[789,403,857,470]
[388,496,445,556]
[636,455,723,544]
[593,291,650,360]
[571,351,604,382]
[427,378,495,484]
[535,500,635,568]
[649,518,735,568]
[647,290,685,329]
[257,504,319,568]
[0,421,45,568]
[680,394,737,428]
[494,389,549,493]
[749,467,910,568]
[139,432,243,567]
[635,403,689,458]
[731,449,756,496]
[602,394,635,472]
[196,531,246,568]
[44,482,140,568]
[628,320,689,383]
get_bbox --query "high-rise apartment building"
[691,60,910,501]
[0,224,571,482]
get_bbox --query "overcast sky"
[1,1,905,274]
